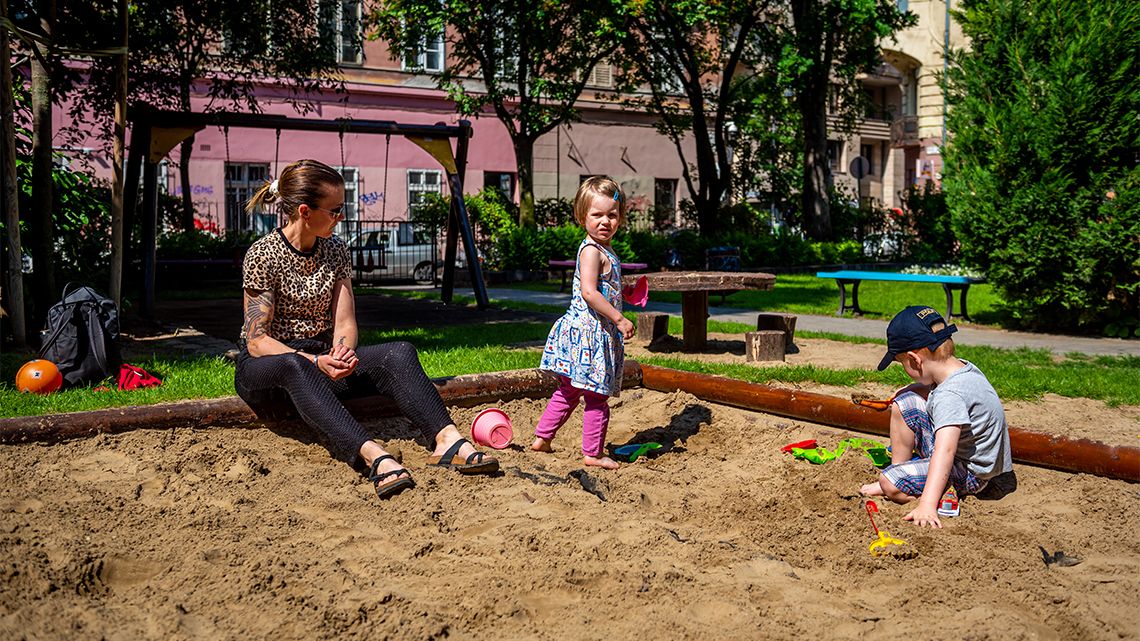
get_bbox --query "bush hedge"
[944,0,1139,333]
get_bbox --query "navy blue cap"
[877,306,958,370]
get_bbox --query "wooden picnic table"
[623,271,776,350]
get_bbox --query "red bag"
[118,363,161,390]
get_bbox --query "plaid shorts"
[881,391,986,497]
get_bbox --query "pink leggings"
[535,376,611,457]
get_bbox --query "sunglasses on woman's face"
[311,204,345,218]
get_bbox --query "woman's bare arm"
[330,277,359,351]
[243,288,295,357]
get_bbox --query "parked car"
[344,222,478,285]
[345,222,437,284]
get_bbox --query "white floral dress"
[539,239,624,397]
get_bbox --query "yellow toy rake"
[864,500,917,559]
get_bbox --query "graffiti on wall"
[173,184,215,196]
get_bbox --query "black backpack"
[39,283,121,388]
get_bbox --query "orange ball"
[15,359,62,394]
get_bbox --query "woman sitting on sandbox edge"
[233,159,498,501]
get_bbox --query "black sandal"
[368,454,415,499]
[427,438,500,475]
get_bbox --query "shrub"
[624,230,673,270]
[944,0,1140,332]
[535,197,574,228]
[900,183,955,262]
[157,229,258,260]
[545,224,585,261]
[414,188,518,262]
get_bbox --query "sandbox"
[1,366,1137,640]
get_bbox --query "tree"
[1,0,26,344]
[619,0,773,237]
[4,0,109,324]
[78,0,345,232]
[367,0,625,227]
[944,0,1140,332]
[786,0,912,239]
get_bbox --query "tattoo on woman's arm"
[337,336,346,346]
[243,290,274,340]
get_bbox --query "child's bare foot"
[531,437,554,453]
[584,455,620,470]
[860,481,885,496]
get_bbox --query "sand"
[2,332,1138,640]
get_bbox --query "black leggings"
[234,339,453,464]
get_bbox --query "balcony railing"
[891,115,920,147]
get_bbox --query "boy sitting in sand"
[860,306,1015,528]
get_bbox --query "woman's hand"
[315,344,358,380]
[316,351,355,380]
[329,343,359,373]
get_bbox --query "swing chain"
[223,125,231,167]
[381,133,390,225]
[273,128,281,178]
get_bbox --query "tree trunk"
[688,93,723,237]
[108,0,128,310]
[1,0,26,345]
[514,136,535,228]
[30,15,55,327]
[178,136,195,231]
[790,0,833,241]
[798,87,833,240]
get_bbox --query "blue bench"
[815,270,986,321]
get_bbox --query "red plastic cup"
[471,407,514,450]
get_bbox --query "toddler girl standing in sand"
[532,176,636,469]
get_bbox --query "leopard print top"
[241,228,352,341]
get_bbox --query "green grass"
[639,346,1140,406]
[0,324,551,419]
[0,354,236,418]
[365,296,1140,405]
[505,273,1006,325]
[3,299,1136,418]
[361,323,549,377]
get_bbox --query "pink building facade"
[54,26,695,238]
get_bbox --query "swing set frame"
[124,107,490,317]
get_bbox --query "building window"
[904,70,918,116]
[483,171,515,202]
[407,169,444,220]
[897,0,908,12]
[860,143,876,176]
[157,159,171,196]
[654,178,677,215]
[827,84,840,116]
[650,52,684,95]
[225,163,272,234]
[319,0,362,65]
[492,20,519,81]
[827,140,845,172]
[585,62,613,88]
[403,30,444,72]
[334,166,359,238]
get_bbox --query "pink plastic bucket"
[471,407,514,450]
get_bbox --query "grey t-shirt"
[928,361,1013,479]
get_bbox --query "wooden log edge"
[3,361,1136,484]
